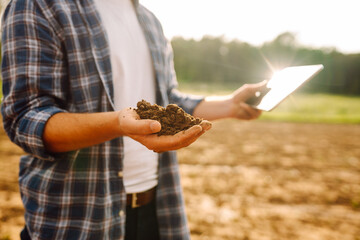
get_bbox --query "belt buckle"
[131,193,139,208]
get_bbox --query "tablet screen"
[247,64,324,111]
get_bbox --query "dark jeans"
[20,200,160,240]
[125,199,160,240]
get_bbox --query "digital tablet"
[246,64,324,111]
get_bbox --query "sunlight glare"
[256,65,324,111]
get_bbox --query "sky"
[140,0,360,54]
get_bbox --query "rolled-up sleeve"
[168,88,204,115]
[1,1,68,161]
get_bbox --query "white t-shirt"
[94,0,158,193]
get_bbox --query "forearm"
[193,81,266,121]
[193,95,233,121]
[42,107,209,154]
[43,112,122,153]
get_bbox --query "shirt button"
[118,171,123,177]
[119,210,125,217]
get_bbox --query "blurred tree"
[172,32,360,95]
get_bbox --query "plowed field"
[1,120,359,240]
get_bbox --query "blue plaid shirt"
[1,0,203,239]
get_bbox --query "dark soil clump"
[135,100,203,136]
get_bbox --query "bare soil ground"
[1,120,360,240]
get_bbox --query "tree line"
[171,32,360,95]
[1,31,359,95]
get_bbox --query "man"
[1,0,264,239]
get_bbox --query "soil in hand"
[135,100,203,136]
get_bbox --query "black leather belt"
[126,187,156,208]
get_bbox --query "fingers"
[254,79,269,88]
[130,124,204,153]
[249,80,269,91]
[165,125,203,151]
[233,80,268,104]
[120,108,212,152]
[200,120,212,131]
[241,103,262,119]
[241,80,269,100]
[230,80,269,120]
[154,122,213,152]
[233,102,262,120]
[129,121,213,153]
[126,119,161,135]
[119,108,161,135]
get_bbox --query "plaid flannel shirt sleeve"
[1,2,68,161]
